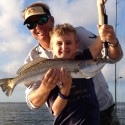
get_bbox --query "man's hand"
[97,0,107,6]
[97,24,118,45]
[41,68,60,90]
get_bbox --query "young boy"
[47,23,100,125]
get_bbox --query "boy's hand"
[59,67,72,96]
[42,68,60,90]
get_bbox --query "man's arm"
[27,69,60,108]
[89,35,123,61]
[89,0,123,61]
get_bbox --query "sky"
[0,0,125,102]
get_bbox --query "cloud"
[0,85,26,102]
[48,0,116,27]
[102,56,125,82]
[0,0,36,77]
[0,0,34,53]
[49,0,97,26]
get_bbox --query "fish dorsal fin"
[17,57,48,75]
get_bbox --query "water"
[0,102,53,125]
[0,102,125,125]
[117,102,125,125]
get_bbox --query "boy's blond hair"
[49,23,78,42]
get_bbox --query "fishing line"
[119,2,125,124]
[121,3,125,46]
[114,0,118,113]
[119,77,122,124]
[115,0,123,123]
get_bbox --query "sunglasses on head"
[26,15,51,30]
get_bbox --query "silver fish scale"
[14,59,105,84]
[12,60,80,85]
[17,57,47,75]
[18,59,80,75]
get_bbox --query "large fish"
[0,57,105,97]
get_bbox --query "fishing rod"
[102,4,109,61]
[97,1,109,62]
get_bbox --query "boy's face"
[50,33,78,59]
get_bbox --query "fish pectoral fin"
[78,69,92,79]
[0,78,15,97]
[71,69,85,78]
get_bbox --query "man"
[21,1,123,125]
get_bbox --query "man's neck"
[39,40,50,50]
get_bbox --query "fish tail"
[0,78,16,97]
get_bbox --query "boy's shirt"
[48,78,99,125]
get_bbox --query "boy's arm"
[52,68,71,116]
[52,94,69,116]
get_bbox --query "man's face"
[50,33,78,59]
[26,15,54,44]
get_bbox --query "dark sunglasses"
[26,15,51,30]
